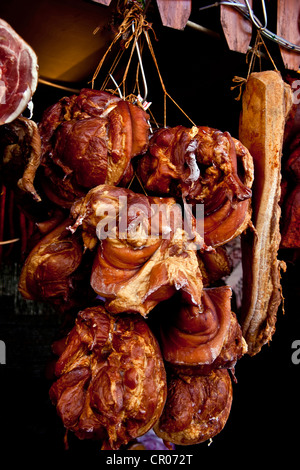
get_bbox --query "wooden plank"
[277,0,300,71]
[156,0,192,30]
[220,0,253,54]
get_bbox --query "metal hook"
[199,1,300,52]
[244,0,267,30]
[200,1,267,30]
[132,21,148,102]
[109,73,124,99]
[260,0,268,30]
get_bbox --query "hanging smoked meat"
[18,218,92,312]
[137,125,254,247]
[49,305,167,450]
[280,77,300,250]
[36,89,150,208]
[280,134,300,249]
[69,184,205,317]
[239,71,293,355]
[159,286,246,376]
[0,116,42,203]
[153,369,233,446]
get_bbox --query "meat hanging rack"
[92,0,300,70]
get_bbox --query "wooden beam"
[91,0,112,5]
[277,0,300,71]
[220,0,253,54]
[156,0,192,30]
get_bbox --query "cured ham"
[37,89,150,207]
[18,218,85,309]
[0,19,38,125]
[70,184,204,317]
[159,286,246,375]
[154,369,233,446]
[49,305,167,450]
[137,125,254,247]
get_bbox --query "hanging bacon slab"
[49,306,167,450]
[153,369,232,446]
[0,19,38,125]
[70,184,204,317]
[137,125,254,247]
[239,70,293,355]
[37,89,150,208]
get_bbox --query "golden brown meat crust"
[37,89,150,208]
[137,125,254,247]
[70,184,204,317]
[154,369,232,446]
[159,286,247,375]
[197,246,232,286]
[18,218,83,306]
[239,71,293,355]
[49,306,167,450]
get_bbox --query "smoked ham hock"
[37,89,150,208]
[153,369,233,446]
[18,218,85,309]
[239,71,293,355]
[49,305,167,450]
[137,125,254,247]
[69,184,204,317]
[159,286,246,375]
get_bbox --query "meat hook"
[244,0,267,30]
[132,21,148,102]
[109,73,124,99]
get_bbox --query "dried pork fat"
[239,71,293,355]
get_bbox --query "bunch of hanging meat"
[0,85,255,450]
[280,74,300,252]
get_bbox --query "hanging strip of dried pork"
[239,70,293,355]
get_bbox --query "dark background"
[0,0,299,465]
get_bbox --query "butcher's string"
[92,1,196,128]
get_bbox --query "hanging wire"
[109,73,124,98]
[244,0,267,30]
[199,0,300,52]
[92,0,196,127]
[132,21,148,101]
